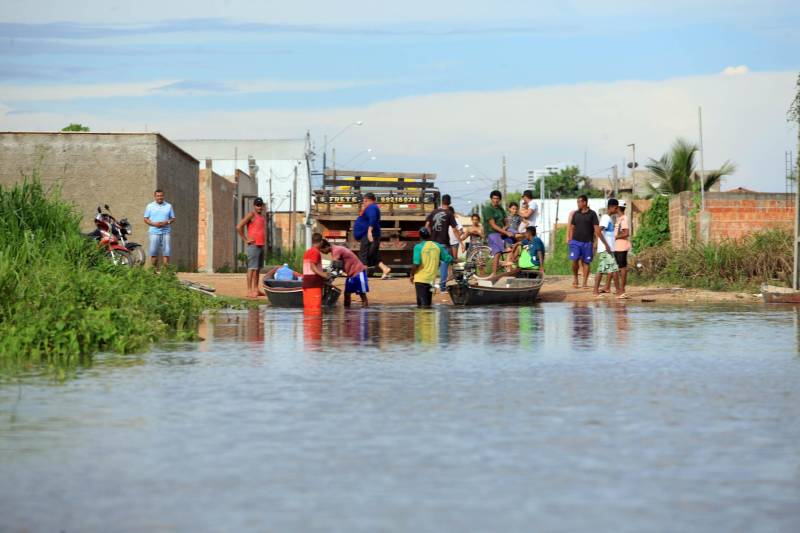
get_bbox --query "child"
[519,226,545,272]
[504,202,521,246]
[465,213,484,251]
[411,227,453,307]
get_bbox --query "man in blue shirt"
[353,192,391,278]
[143,189,175,270]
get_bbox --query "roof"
[0,131,198,163]
[723,186,758,193]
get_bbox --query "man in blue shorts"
[567,194,612,288]
[143,189,175,271]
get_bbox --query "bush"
[634,229,792,290]
[632,195,670,253]
[0,180,221,370]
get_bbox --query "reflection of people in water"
[614,303,629,346]
[571,302,594,347]
[303,310,323,350]
[247,307,264,343]
[344,308,370,343]
[414,308,437,345]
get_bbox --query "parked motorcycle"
[89,205,145,266]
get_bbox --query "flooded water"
[2,303,800,532]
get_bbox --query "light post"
[323,120,364,170]
[627,143,637,195]
[341,148,373,169]
[627,143,637,236]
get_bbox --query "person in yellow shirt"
[410,227,453,307]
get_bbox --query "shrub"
[632,195,670,253]
[634,229,792,290]
[0,179,221,370]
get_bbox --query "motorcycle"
[89,205,145,266]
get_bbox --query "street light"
[323,120,364,170]
[627,143,637,196]
[341,148,373,169]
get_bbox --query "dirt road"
[179,273,763,305]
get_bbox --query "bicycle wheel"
[466,245,494,277]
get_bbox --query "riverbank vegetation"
[0,180,226,368]
[634,229,792,291]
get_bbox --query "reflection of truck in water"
[311,169,440,275]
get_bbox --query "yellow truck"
[311,169,440,275]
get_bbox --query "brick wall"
[198,169,236,272]
[271,212,307,251]
[670,191,795,247]
[0,132,201,269]
[156,136,199,270]
[0,132,156,239]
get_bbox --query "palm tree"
[645,137,736,196]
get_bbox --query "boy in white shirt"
[594,198,621,296]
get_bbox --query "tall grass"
[264,247,305,271]
[544,226,600,275]
[634,229,792,291]
[0,180,222,371]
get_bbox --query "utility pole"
[268,168,274,251]
[612,165,619,197]
[322,134,328,171]
[540,170,546,242]
[501,156,508,201]
[291,165,298,252]
[789,73,800,289]
[332,148,336,171]
[698,106,707,210]
[627,143,636,237]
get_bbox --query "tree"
[530,165,603,198]
[61,123,90,132]
[645,138,736,197]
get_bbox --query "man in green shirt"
[483,190,513,275]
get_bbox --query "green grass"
[0,179,230,375]
[544,226,601,276]
[264,248,304,271]
[634,229,792,291]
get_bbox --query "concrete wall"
[156,136,199,270]
[669,191,795,247]
[198,169,236,272]
[0,132,199,269]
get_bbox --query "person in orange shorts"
[302,233,329,311]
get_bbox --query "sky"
[1,0,799,204]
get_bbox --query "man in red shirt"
[302,233,329,311]
[321,242,369,308]
[236,197,267,298]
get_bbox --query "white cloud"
[722,65,750,76]
[1,70,796,195]
[0,81,173,102]
[0,78,381,103]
